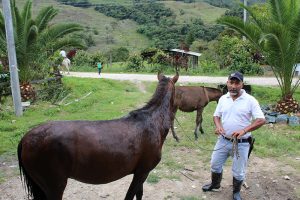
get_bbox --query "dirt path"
[66,72,300,86]
[1,142,299,200]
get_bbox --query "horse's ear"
[157,72,164,81]
[172,72,179,83]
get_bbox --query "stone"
[275,114,289,124]
[265,115,276,123]
[288,116,300,126]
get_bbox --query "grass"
[163,1,227,24]
[15,0,226,53]
[16,0,151,53]
[0,78,300,182]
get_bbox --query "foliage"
[229,62,263,75]
[215,35,263,75]
[0,0,85,83]
[55,0,92,8]
[90,51,107,66]
[126,54,144,72]
[72,50,93,67]
[36,81,71,104]
[200,60,219,73]
[106,47,130,62]
[205,0,266,9]
[218,0,300,99]
[94,2,223,49]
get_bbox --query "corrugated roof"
[170,49,202,57]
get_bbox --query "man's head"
[227,71,244,97]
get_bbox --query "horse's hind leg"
[125,171,149,200]
[170,108,180,142]
[195,107,204,139]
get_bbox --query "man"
[59,49,66,58]
[202,71,266,200]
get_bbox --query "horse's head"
[157,72,179,113]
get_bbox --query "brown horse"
[17,73,179,200]
[171,86,222,141]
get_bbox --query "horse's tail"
[18,140,46,200]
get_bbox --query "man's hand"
[215,126,225,135]
[232,129,246,139]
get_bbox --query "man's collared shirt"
[214,89,265,139]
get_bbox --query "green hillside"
[13,0,229,52]
[163,1,227,24]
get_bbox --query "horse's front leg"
[125,171,149,200]
[194,107,204,140]
[170,108,180,142]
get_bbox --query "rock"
[288,116,300,126]
[265,115,276,123]
[275,114,289,124]
[283,175,290,180]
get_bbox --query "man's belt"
[222,135,249,143]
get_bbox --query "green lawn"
[0,77,299,186]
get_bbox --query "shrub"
[200,60,219,73]
[37,82,71,104]
[229,62,264,75]
[73,50,93,67]
[90,52,107,67]
[126,54,144,72]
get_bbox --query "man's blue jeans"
[210,136,250,181]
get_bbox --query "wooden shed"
[168,49,201,69]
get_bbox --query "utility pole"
[243,0,247,41]
[3,0,23,116]
[243,0,247,24]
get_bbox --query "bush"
[106,47,130,62]
[126,54,144,72]
[229,62,264,75]
[73,50,93,67]
[200,60,219,73]
[37,82,71,104]
[90,52,107,67]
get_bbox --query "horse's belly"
[71,172,129,184]
[70,159,136,184]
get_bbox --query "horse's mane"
[129,76,172,119]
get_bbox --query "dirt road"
[1,145,299,200]
[66,72,300,86]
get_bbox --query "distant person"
[202,71,266,200]
[59,49,66,58]
[97,62,102,75]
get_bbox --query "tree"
[0,0,85,83]
[218,0,300,113]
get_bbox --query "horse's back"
[175,86,205,111]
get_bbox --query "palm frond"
[21,0,32,24]
[35,6,58,33]
[39,23,83,45]
[218,16,262,50]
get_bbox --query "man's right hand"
[215,127,225,135]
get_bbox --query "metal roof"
[170,49,202,57]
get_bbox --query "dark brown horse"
[171,86,222,141]
[17,73,179,200]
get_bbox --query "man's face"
[227,78,243,97]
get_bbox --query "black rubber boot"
[202,172,222,192]
[233,177,243,200]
